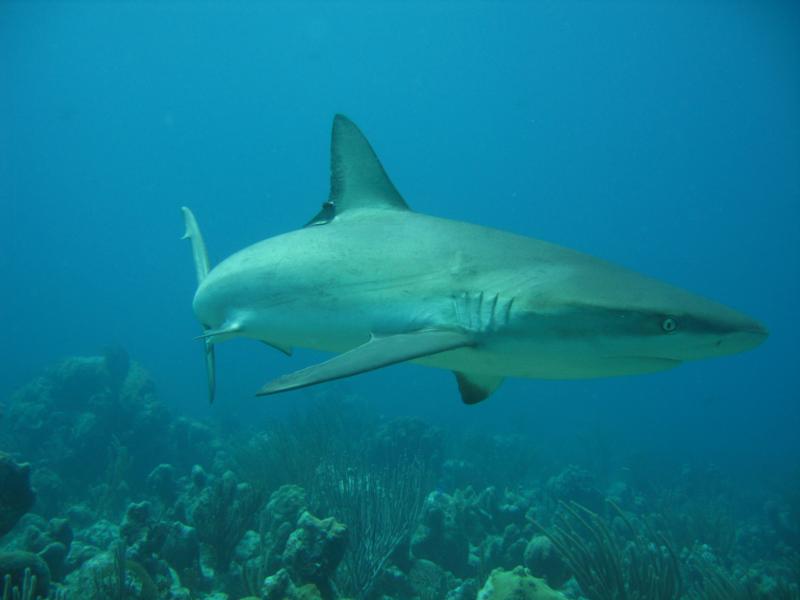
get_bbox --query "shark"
[182,114,767,404]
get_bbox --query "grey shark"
[182,115,767,404]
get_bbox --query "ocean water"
[1,2,798,599]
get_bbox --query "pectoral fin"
[454,371,504,405]
[257,329,474,396]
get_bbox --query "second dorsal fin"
[308,115,409,225]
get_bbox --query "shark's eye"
[661,317,677,333]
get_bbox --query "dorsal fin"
[307,115,409,226]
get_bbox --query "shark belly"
[413,340,681,379]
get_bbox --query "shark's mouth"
[600,355,683,374]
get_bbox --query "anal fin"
[261,340,293,356]
[257,329,473,396]
[194,323,242,343]
[454,371,504,405]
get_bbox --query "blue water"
[1,2,798,478]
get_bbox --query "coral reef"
[4,356,171,517]
[0,455,35,538]
[1,353,798,599]
[0,551,50,598]
[411,491,470,577]
[239,485,346,599]
[531,500,683,599]
[190,470,262,574]
[282,511,347,596]
[477,566,566,600]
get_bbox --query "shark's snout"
[709,316,768,356]
[666,306,768,361]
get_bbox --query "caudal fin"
[181,207,216,403]
[181,207,211,284]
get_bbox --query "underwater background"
[1,2,798,599]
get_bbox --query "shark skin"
[183,115,768,404]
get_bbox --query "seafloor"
[1,351,797,599]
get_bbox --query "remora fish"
[182,115,767,404]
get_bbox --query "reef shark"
[182,115,767,404]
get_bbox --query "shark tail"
[181,207,216,404]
